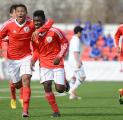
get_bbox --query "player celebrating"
[0,4,53,117]
[114,24,123,104]
[8,4,23,109]
[68,26,86,100]
[32,10,69,117]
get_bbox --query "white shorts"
[8,55,32,83]
[66,63,86,80]
[39,67,65,85]
[73,66,86,80]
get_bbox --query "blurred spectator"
[89,44,101,60]
[90,32,97,47]
[84,21,92,30]
[81,21,104,47]
[101,46,110,61]
[103,33,114,48]
[96,20,103,36]
[81,21,92,46]
[92,24,100,40]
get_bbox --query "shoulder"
[26,17,33,24]
[117,24,123,31]
[71,35,80,42]
[0,19,14,30]
[26,16,32,22]
[6,18,14,23]
[49,27,64,39]
[25,17,34,27]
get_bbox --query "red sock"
[9,81,16,100]
[23,87,31,112]
[45,92,59,113]
[19,87,23,99]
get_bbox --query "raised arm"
[31,19,54,41]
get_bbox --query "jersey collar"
[14,19,27,27]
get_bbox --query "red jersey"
[114,24,123,58]
[34,27,69,68]
[0,18,54,60]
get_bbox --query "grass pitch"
[0,80,123,120]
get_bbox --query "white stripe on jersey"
[0,18,14,31]
[50,27,63,39]
[118,24,123,28]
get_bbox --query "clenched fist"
[53,58,60,65]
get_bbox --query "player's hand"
[30,59,35,71]
[76,60,82,68]
[31,30,39,42]
[53,58,60,65]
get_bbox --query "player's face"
[33,16,44,29]
[15,7,27,24]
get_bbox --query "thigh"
[54,68,65,85]
[20,56,32,77]
[40,68,53,84]
[8,60,21,83]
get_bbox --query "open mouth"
[18,16,24,20]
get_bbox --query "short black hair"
[9,4,17,14]
[33,10,45,21]
[16,4,27,13]
[74,26,83,34]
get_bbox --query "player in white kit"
[68,26,86,100]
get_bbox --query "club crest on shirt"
[46,36,52,43]
[24,26,30,32]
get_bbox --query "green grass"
[0,80,123,120]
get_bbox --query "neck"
[16,19,26,25]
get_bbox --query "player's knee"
[55,85,65,93]
[22,74,31,81]
[22,75,31,87]
[78,76,86,83]
[55,84,65,93]
[56,88,64,93]
[81,76,86,82]
[14,80,22,89]
[43,81,52,92]
[14,83,22,89]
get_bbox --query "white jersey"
[68,35,81,68]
